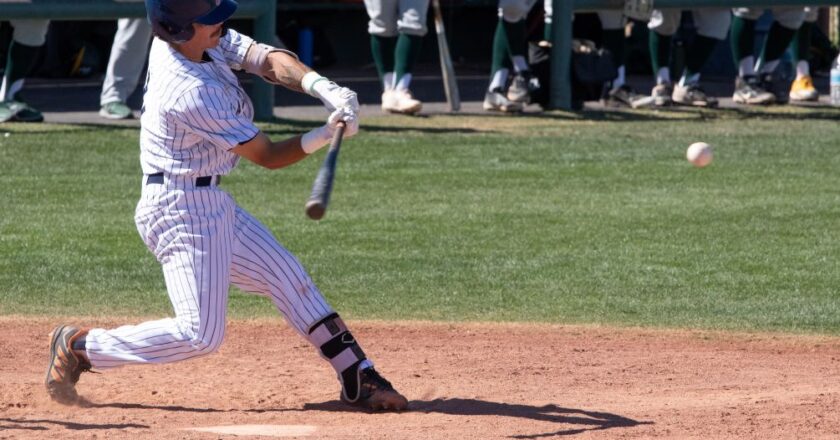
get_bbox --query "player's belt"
[145,173,221,187]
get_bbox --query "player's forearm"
[259,137,309,169]
[262,52,312,94]
[232,132,307,169]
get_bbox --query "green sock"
[502,19,527,58]
[602,29,625,70]
[370,35,397,81]
[684,35,719,78]
[758,22,797,70]
[394,33,423,83]
[2,40,41,101]
[491,19,509,74]
[791,21,812,62]
[730,17,755,69]
[649,31,671,73]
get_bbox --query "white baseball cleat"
[382,89,422,115]
[483,90,523,113]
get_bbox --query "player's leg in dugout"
[599,10,651,108]
[390,0,428,114]
[755,7,806,103]
[0,19,49,122]
[647,9,679,106]
[669,9,730,107]
[731,7,805,104]
[789,7,819,101]
[364,0,400,110]
[483,0,536,112]
[364,0,426,115]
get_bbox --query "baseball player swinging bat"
[305,121,346,220]
[432,0,460,112]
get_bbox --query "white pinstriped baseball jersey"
[139,28,257,177]
[82,29,360,371]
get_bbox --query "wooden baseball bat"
[305,121,346,220]
[432,0,460,112]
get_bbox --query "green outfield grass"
[1,105,839,334]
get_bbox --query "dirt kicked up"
[2,317,839,439]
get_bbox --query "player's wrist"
[302,72,329,98]
[301,126,331,154]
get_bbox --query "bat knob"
[305,200,326,220]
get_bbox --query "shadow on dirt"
[0,417,148,431]
[304,397,652,437]
[84,401,299,414]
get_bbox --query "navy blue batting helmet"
[145,0,238,43]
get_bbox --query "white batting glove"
[301,72,360,113]
[300,107,358,154]
[326,107,359,138]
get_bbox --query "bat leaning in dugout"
[432,0,461,112]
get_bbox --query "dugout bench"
[0,0,277,120]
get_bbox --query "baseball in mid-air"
[686,142,713,167]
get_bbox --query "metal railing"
[550,1,840,110]
[0,0,277,119]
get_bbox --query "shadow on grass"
[571,104,840,123]
[304,397,652,438]
[261,116,490,135]
[0,122,139,135]
[0,417,148,431]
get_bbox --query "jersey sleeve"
[217,28,255,70]
[173,86,260,151]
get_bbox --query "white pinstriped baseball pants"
[84,182,334,369]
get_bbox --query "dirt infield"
[2,317,839,439]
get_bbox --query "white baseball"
[686,142,713,167]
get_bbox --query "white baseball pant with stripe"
[84,180,336,368]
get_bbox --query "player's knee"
[696,27,729,41]
[175,319,225,355]
[397,11,428,36]
[775,15,805,31]
[732,8,762,21]
[368,20,398,37]
[648,11,677,36]
[307,313,368,403]
[500,7,528,23]
[10,19,49,46]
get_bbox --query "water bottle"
[831,54,840,107]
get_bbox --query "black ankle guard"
[308,313,367,402]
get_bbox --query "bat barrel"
[305,200,326,220]
[304,122,346,220]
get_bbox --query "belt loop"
[195,176,212,187]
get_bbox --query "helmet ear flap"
[151,17,195,43]
[146,0,209,44]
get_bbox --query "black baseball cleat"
[604,85,655,109]
[45,325,91,404]
[732,76,775,105]
[340,366,408,411]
